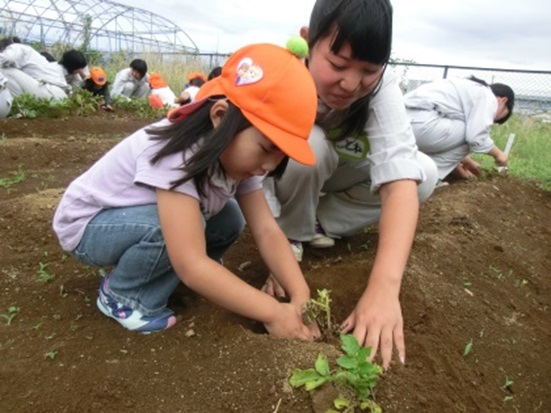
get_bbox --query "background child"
[148,72,178,109]
[175,72,207,105]
[81,66,113,111]
[404,76,515,181]
[262,0,438,369]
[111,58,150,100]
[53,42,319,340]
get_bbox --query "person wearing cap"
[0,38,68,100]
[52,42,320,339]
[81,66,113,111]
[175,72,207,105]
[148,72,178,109]
[111,58,150,100]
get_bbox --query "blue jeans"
[72,199,245,316]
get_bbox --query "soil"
[0,112,549,413]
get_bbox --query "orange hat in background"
[90,67,107,86]
[169,43,317,166]
[149,72,168,89]
[187,72,207,83]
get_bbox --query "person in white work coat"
[0,39,68,100]
[404,76,515,181]
[111,59,150,100]
[0,71,12,118]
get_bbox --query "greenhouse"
[0,0,199,54]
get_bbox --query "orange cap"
[169,43,317,166]
[187,72,207,82]
[149,72,168,89]
[90,67,107,86]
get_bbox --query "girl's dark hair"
[148,100,288,197]
[130,59,148,79]
[60,50,87,73]
[308,0,393,141]
[468,76,515,124]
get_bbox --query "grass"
[471,115,551,190]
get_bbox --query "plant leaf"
[304,376,329,391]
[341,333,361,355]
[463,339,473,357]
[333,397,352,408]
[289,369,321,387]
[314,353,330,376]
[336,355,357,370]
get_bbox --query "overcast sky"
[118,0,551,70]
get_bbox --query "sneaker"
[308,220,335,248]
[289,239,303,262]
[435,180,450,189]
[96,278,177,334]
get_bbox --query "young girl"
[53,42,319,341]
[404,76,515,181]
[263,0,439,369]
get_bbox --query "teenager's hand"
[494,152,508,167]
[341,287,405,370]
[461,156,480,176]
[261,273,287,299]
[264,302,319,340]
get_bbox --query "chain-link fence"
[391,63,551,117]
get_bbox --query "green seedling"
[44,349,58,360]
[289,333,382,413]
[489,265,513,280]
[1,306,20,325]
[0,170,26,191]
[36,262,54,282]
[463,339,473,357]
[302,288,339,339]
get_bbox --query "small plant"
[0,169,26,191]
[289,333,383,412]
[1,306,20,325]
[36,262,54,283]
[44,349,58,360]
[302,288,339,339]
[463,338,473,357]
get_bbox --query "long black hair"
[308,0,393,141]
[148,100,288,197]
[468,76,515,124]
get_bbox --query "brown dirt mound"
[0,114,549,413]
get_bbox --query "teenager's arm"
[342,179,418,369]
[156,189,315,340]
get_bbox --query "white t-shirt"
[53,119,262,251]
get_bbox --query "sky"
[116,0,551,71]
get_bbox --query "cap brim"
[167,97,210,122]
[243,111,316,166]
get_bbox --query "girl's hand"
[341,287,405,371]
[261,273,287,299]
[264,302,319,341]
